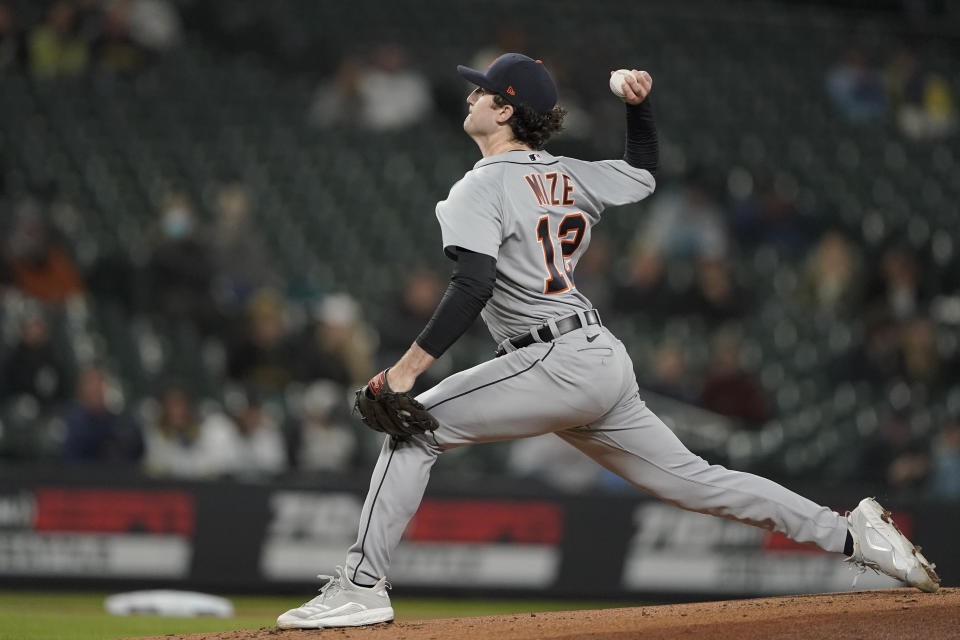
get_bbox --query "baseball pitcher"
[278,54,939,630]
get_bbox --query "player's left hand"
[353,369,439,440]
[614,70,653,105]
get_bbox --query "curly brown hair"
[492,94,567,150]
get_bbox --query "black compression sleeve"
[415,249,496,358]
[623,99,658,175]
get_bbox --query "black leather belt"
[495,310,601,357]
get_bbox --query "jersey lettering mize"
[435,149,655,343]
[525,172,576,206]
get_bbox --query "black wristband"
[415,249,496,358]
[624,99,658,175]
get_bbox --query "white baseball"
[609,69,632,99]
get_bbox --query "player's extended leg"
[554,342,939,591]
[556,394,849,552]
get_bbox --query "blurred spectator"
[865,246,929,322]
[359,42,434,130]
[1,311,72,410]
[612,250,669,317]
[309,44,433,131]
[728,170,815,253]
[674,258,745,322]
[62,367,142,463]
[126,0,182,53]
[3,206,84,304]
[28,1,88,79]
[797,229,863,315]
[91,1,146,76]
[859,410,929,490]
[645,342,696,404]
[887,48,956,140]
[699,329,770,428]
[377,268,444,364]
[900,318,944,388]
[0,2,25,70]
[826,48,887,122]
[142,384,234,478]
[211,181,279,309]
[929,422,960,500]
[636,174,729,261]
[302,294,373,387]
[848,316,959,391]
[221,389,288,477]
[227,290,302,396]
[644,343,697,404]
[297,380,357,472]
[309,56,364,127]
[145,191,219,332]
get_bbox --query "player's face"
[463,86,498,136]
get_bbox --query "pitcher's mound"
[138,588,958,640]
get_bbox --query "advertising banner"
[0,487,193,579]
[0,470,954,599]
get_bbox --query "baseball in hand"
[609,69,633,98]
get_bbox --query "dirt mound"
[136,588,958,640]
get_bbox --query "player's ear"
[495,103,514,124]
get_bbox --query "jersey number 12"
[536,213,586,294]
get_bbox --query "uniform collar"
[474,149,556,169]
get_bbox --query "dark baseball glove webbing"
[353,369,439,440]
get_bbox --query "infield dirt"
[136,588,958,640]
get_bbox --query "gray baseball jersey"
[344,149,848,587]
[436,150,655,343]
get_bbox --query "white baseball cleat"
[845,497,940,593]
[276,566,394,629]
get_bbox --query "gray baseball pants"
[346,321,849,585]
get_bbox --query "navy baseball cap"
[457,53,558,114]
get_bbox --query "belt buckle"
[576,309,597,328]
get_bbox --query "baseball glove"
[353,369,439,440]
